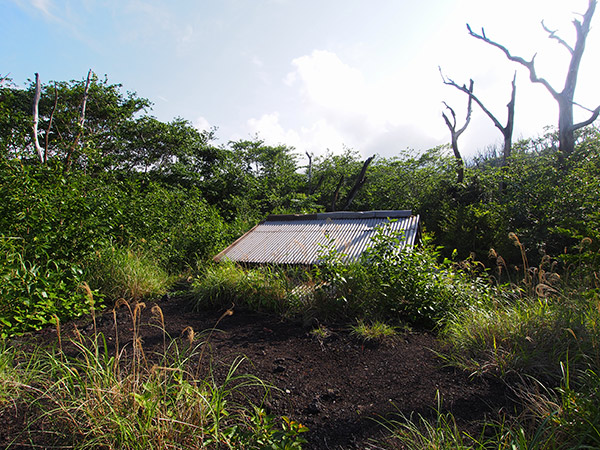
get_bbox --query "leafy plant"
[311,226,486,326]
[0,236,94,337]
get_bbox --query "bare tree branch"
[441,68,516,164]
[573,105,600,130]
[467,0,598,155]
[542,20,574,54]
[331,174,345,212]
[305,151,313,193]
[466,23,559,100]
[44,82,58,164]
[441,78,473,183]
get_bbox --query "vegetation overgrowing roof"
[214,210,420,265]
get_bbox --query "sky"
[2,0,599,160]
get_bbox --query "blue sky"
[2,0,599,159]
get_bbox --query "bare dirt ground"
[2,294,513,449]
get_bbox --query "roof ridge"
[266,210,412,222]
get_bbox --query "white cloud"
[287,50,367,114]
[247,112,301,148]
[10,0,61,22]
[193,116,212,133]
[30,0,52,16]
[282,49,442,157]
[245,112,351,156]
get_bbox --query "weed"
[378,393,492,450]
[350,320,397,344]
[192,260,295,315]
[0,294,307,449]
[86,245,171,302]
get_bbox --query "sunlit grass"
[350,320,397,344]
[87,245,172,301]
[0,297,308,449]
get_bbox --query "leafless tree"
[343,155,374,210]
[64,69,93,172]
[442,79,473,183]
[441,69,516,166]
[31,73,44,163]
[467,0,600,156]
[306,151,313,192]
[44,83,59,163]
[330,155,375,211]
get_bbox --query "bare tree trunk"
[64,69,92,172]
[313,173,325,195]
[344,155,374,210]
[441,69,516,166]
[331,175,345,212]
[31,73,44,163]
[467,0,600,156]
[44,83,58,164]
[442,79,473,183]
[306,151,313,193]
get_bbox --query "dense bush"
[310,226,487,326]
[0,159,236,335]
[0,236,91,337]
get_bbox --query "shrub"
[0,236,93,337]
[310,227,487,326]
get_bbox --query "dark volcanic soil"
[3,295,513,449]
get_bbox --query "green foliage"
[191,261,297,315]
[311,226,485,326]
[0,157,233,335]
[86,246,171,301]
[0,236,93,337]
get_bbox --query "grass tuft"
[350,320,397,344]
[87,245,171,301]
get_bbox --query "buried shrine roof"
[213,210,421,265]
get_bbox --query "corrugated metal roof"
[214,210,421,265]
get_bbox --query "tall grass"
[86,245,171,301]
[378,394,493,450]
[0,296,308,449]
[191,260,298,315]
[433,235,600,450]
[441,282,600,378]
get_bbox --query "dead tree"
[330,155,375,211]
[306,151,313,193]
[64,69,92,172]
[467,0,600,156]
[330,175,345,212]
[31,73,44,163]
[44,83,59,163]
[343,155,374,210]
[442,79,473,183]
[441,69,516,166]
